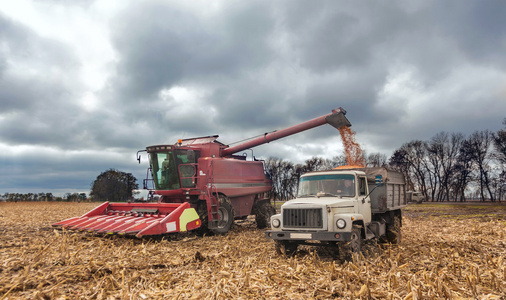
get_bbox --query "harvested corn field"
[1,202,505,299]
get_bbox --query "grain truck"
[266,167,406,257]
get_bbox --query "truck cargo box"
[350,167,407,213]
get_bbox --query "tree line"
[0,192,87,202]
[266,120,506,202]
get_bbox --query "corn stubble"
[1,202,505,299]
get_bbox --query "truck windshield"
[297,174,355,198]
[150,149,198,190]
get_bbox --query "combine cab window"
[150,149,199,190]
[297,174,356,198]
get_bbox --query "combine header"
[53,108,351,237]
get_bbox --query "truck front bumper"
[266,230,353,242]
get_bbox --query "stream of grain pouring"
[338,126,365,168]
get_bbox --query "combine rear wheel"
[255,201,276,229]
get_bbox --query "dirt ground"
[0,201,505,299]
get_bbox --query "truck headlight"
[336,219,346,229]
[272,219,281,228]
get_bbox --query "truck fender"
[332,213,364,231]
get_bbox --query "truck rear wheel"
[274,240,299,256]
[385,214,401,244]
[255,201,276,229]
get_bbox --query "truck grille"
[282,208,323,228]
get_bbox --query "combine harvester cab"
[53,108,351,237]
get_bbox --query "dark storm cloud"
[0,15,73,112]
[103,0,506,150]
[1,0,506,195]
[431,2,506,66]
[0,13,88,148]
[109,1,275,102]
[280,1,409,72]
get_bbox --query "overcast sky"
[1,0,505,196]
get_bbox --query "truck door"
[358,176,372,224]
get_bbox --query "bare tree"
[389,148,414,191]
[264,157,297,201]
[493,118,506,164]
[427,132,464,201]
[492,118,506,201]
[389,140,432,201]
[366,152,388,167]
[467,130,495,202]
[450,138,475,202]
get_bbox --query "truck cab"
[266,167,406,257]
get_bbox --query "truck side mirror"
[375,175,383,186]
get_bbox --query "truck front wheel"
[350,226,362,253]
[274,240,299,256]
[338,225,362,260]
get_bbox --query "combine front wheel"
[213,195,234,234]
[198,194,235,235]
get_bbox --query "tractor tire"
[384,214,402,244]
[196,195,235,235]
[196,201,211,235]
[274,240,299,256]
[255,201,276,229]
[212,195,234,234]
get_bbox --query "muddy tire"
[196,201,210,235]
[255,201,276,229]
[197,195,235,235]
[384,214,401,244]
[274,240,299,256]
[338,225,362,260]
[212,195,234,234]
[350,226,362,253]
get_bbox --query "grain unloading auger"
[53,108,351,237]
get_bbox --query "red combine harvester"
[53,108,351,237]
